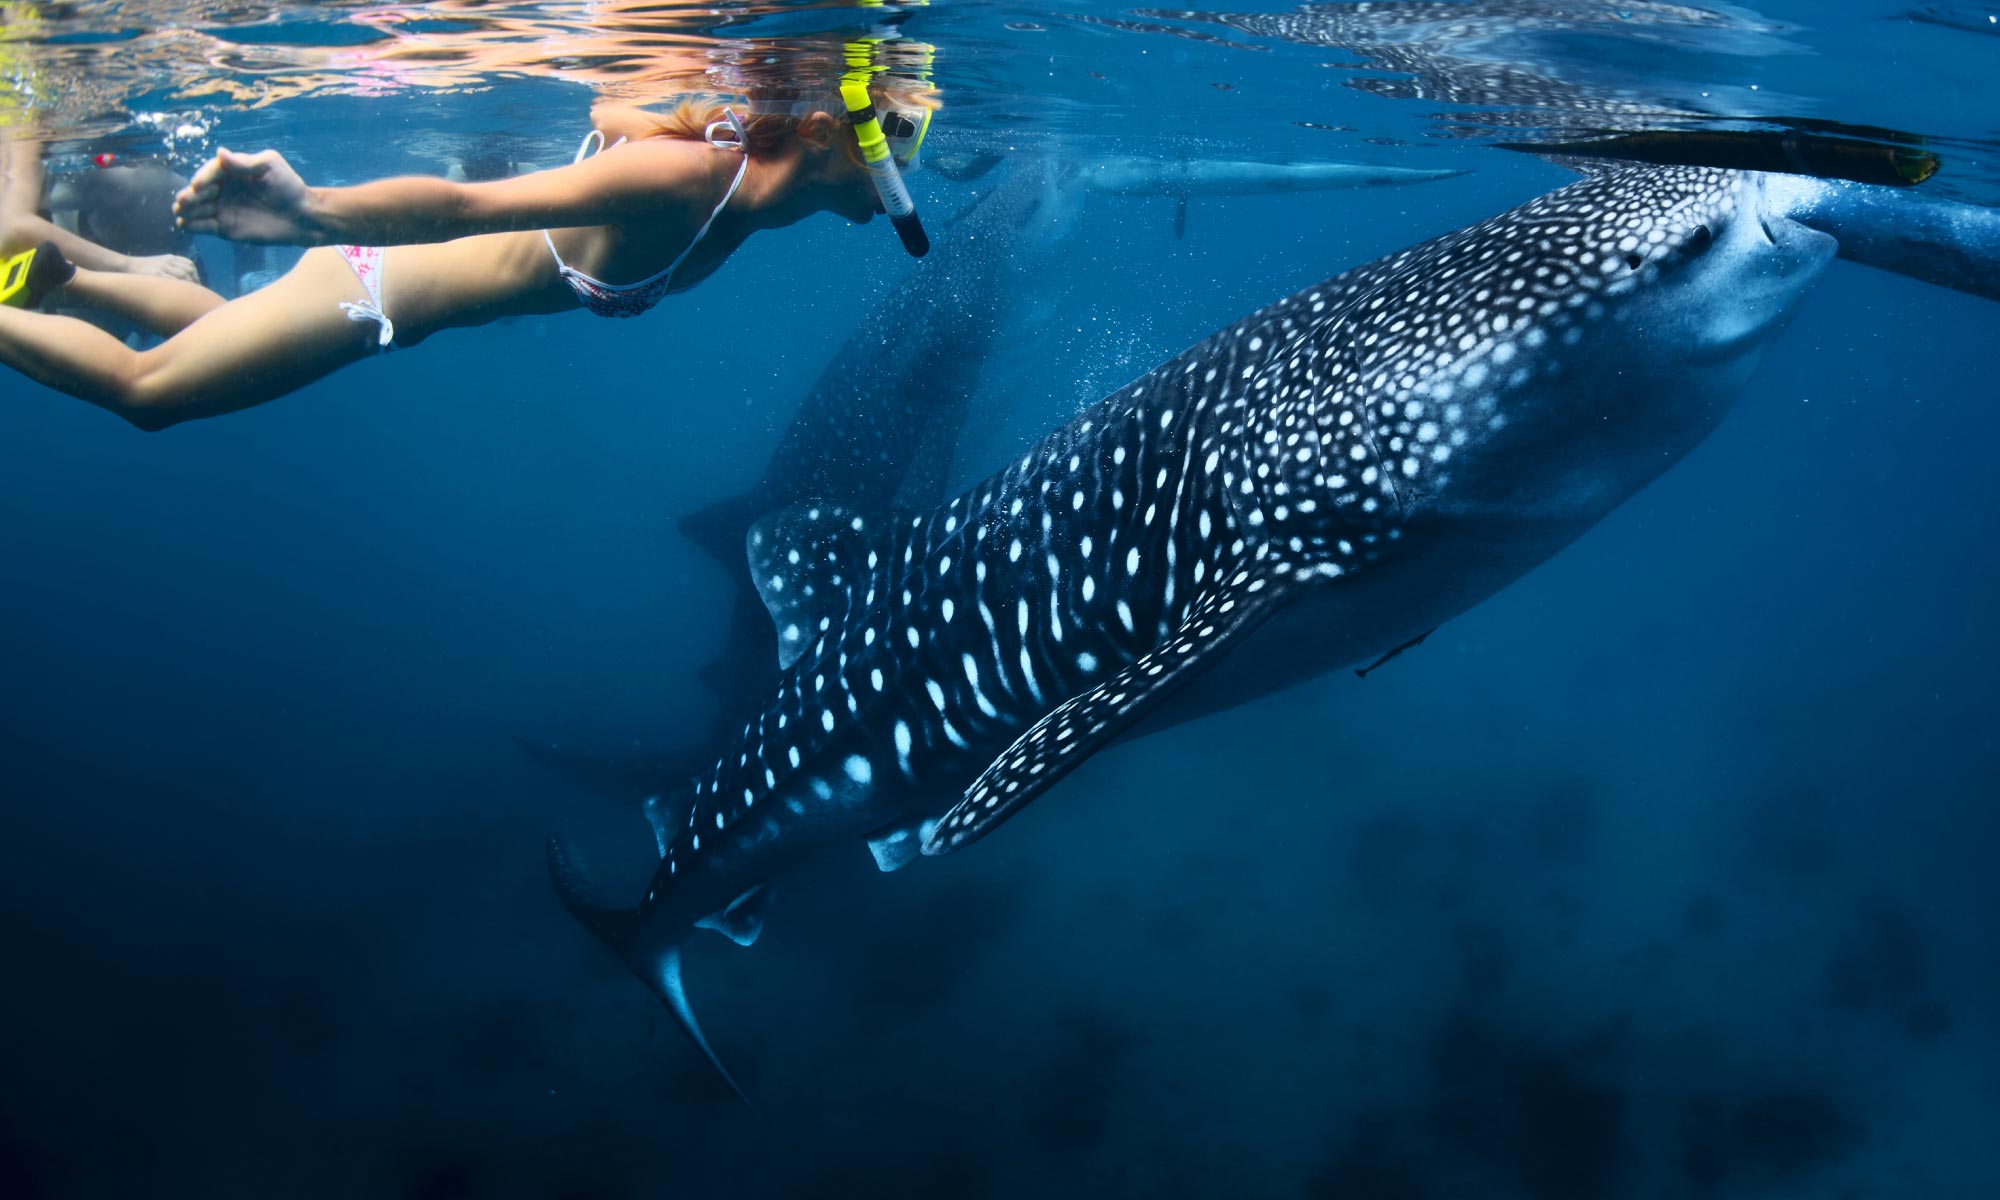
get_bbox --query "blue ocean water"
[1,3,1995,1198]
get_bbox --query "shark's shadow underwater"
[547,163,1994,1095]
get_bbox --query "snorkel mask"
[841,40,932,258]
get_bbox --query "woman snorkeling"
[0,84,934,430]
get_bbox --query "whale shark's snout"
[1669,180,1836,358]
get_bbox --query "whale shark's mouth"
[1680,197,1837,358]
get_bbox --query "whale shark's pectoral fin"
[925,560,1315,855]
[695,883,775,947]
[748,502,905,669]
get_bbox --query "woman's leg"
[0,247,381,429]
[58,265,227,336]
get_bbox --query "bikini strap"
[543,131,605,268]
[543,125,746,287]
[543,130,632,266]
[660,152,749,282]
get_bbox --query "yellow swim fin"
[0,242,74,309]
[0,247,35,307]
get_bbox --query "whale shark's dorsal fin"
[748,503,905,668]
[925,558,1318,856]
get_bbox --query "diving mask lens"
[880,108,930,169]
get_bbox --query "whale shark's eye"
[1685,224,1715,254]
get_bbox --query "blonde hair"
[633,80,939,158]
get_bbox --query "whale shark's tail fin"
[545,837,751,1104]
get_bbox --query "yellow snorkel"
[842,38,931,258]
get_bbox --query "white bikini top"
[542,115,749,318]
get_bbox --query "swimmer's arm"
[176,145,704,245]
[0,141,136,270]
[0,208,141,272]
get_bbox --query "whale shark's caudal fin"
[546,838,751,1104]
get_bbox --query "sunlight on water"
[3,1,1996,201]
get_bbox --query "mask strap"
[704,107,749,152]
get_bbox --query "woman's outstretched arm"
[1,138,200,279]
[173,141,709,247]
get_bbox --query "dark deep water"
[2,3,1997,1198]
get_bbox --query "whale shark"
[545,162,1994,1093]
[527,153,1466,795]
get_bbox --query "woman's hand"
[173,148,323,244]
[123,253,201,282]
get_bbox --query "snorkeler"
[0,137,202,298]
[0,147,220,348]
[0,82,934,430]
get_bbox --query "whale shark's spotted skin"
[544,156,1474,788]
[552,164,1842,1093]
[665,168,1738,868]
